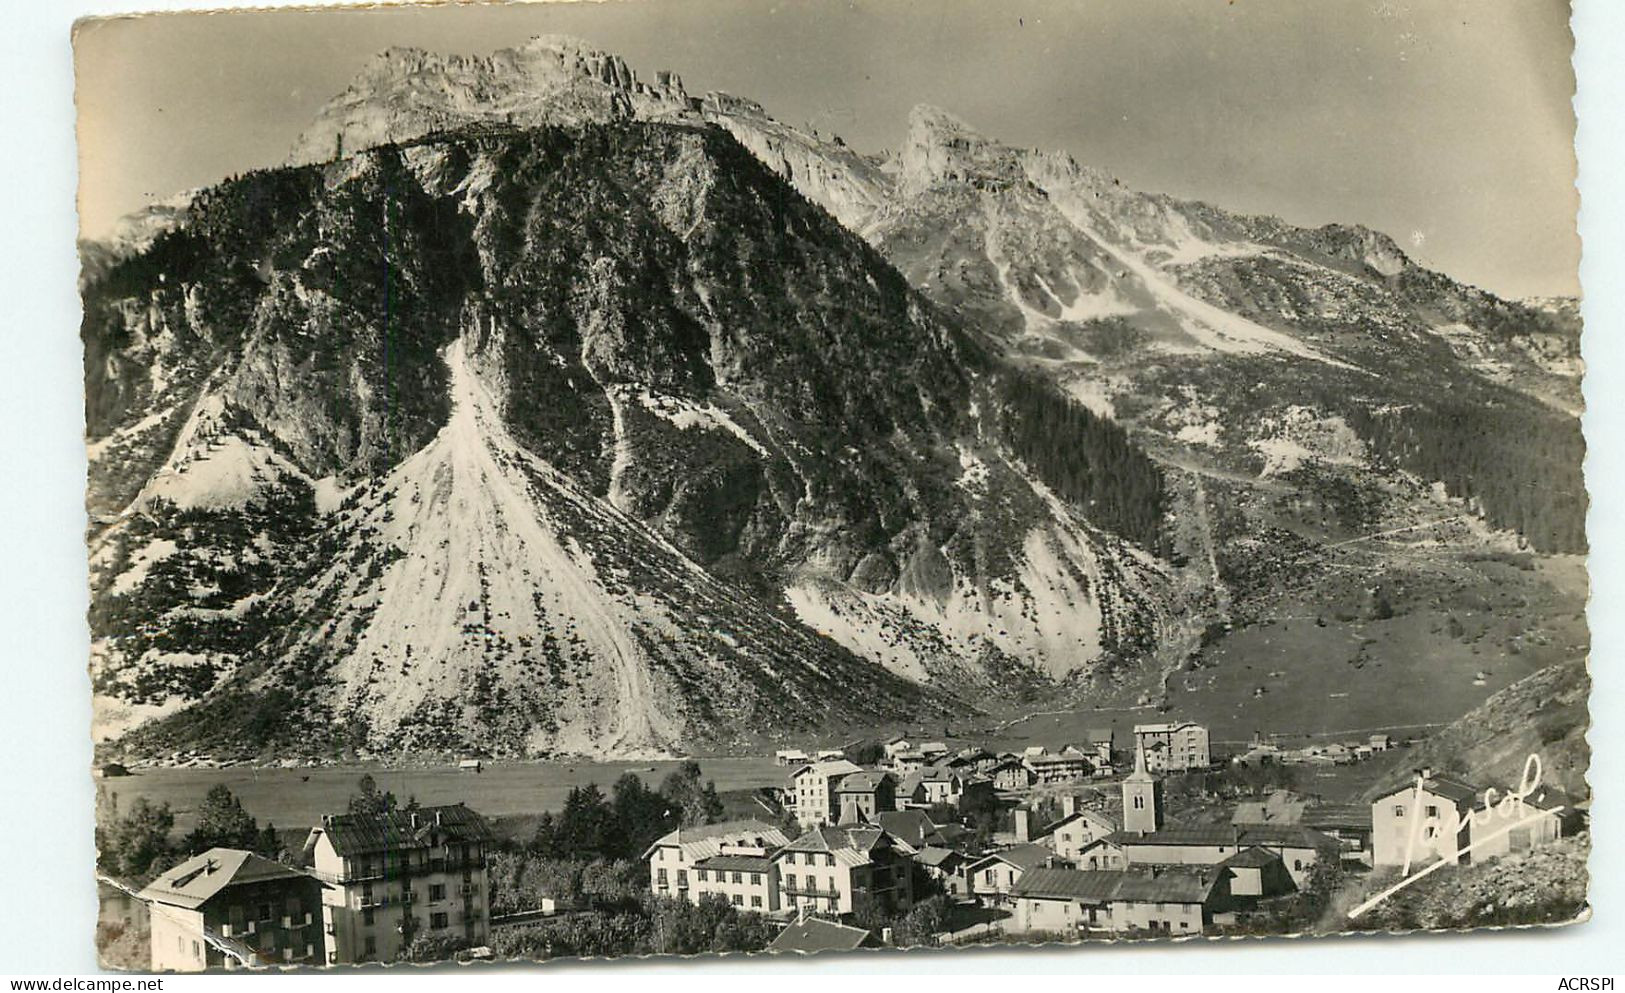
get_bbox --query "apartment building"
[303,804,494,964]
[1133,721,1211,773]
[789,759,863,827]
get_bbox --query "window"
[1425,805,1439,818]
[697,869,708,882]
[430,912,449,930]
[363,936,377,959]
[731,872,742,884]
[751,896,762,909]
[362,908,375,927]
[429,884,446,902]
[676,870,688,886]
[1294,859,1304,871]
[732,894,743,906]
[258,903,274,922]
[192,941,200,959]
[1394,805,1406,817]
[824,854,834,867]
[657,868,668,885]
[1133,796,1144,809]
[750,873,761,885]
[786,873,797,890]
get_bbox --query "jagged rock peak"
[898,103,1025,195]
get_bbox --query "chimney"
[1014,808,1031,843]
[1062,795,1077,818]
[1417,767,1433,783]
[880,926,894,946]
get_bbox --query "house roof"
[695,854,774,873]
[1011,868,1134,904]
[1108,825,1338,852]
[1373,775,1482,807]
[1515,784,1572,813]
[138,848,314,911]
[1112,868,1223,904]
[778,824,890,865]
[1010,866,1222,905]
[1220,846,1286,870]
[835,771,892,794]
[790,759,863,780]
[1232,792,1311,826]
[769,917,875,954]
[1027,753,1088,767]
[876,810,942,849]
[642,819,791,861]
[1134,721,1202,735]
[900,767,960,795]
[1037,808,1118,839]
[913,846,965,869]
[1301,804,1373,831]
[966,843,1056,874]
[314,804,494,858]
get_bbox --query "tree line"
[993,369,1167,553]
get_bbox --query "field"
[97,756,785,835]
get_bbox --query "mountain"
[83,36,1588,761]
[266,38,1584,556]
[84,123,1178,760]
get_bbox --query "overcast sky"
[73,0,1579,298]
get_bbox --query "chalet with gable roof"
[964,843,1069,906]
[1370,769,1568,868]
[643,818,791,909]
[138,848,326,972]
[1037,795,1119,862]
[990,757,1037,791]
[773,824,914,917]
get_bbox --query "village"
[96,718,1587,970]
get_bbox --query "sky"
[73,0,1580,298]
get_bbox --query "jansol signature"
[1348,754,1562,919]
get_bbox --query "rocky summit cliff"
[83,37,1587,762]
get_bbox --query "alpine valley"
[82,37,1587,763]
